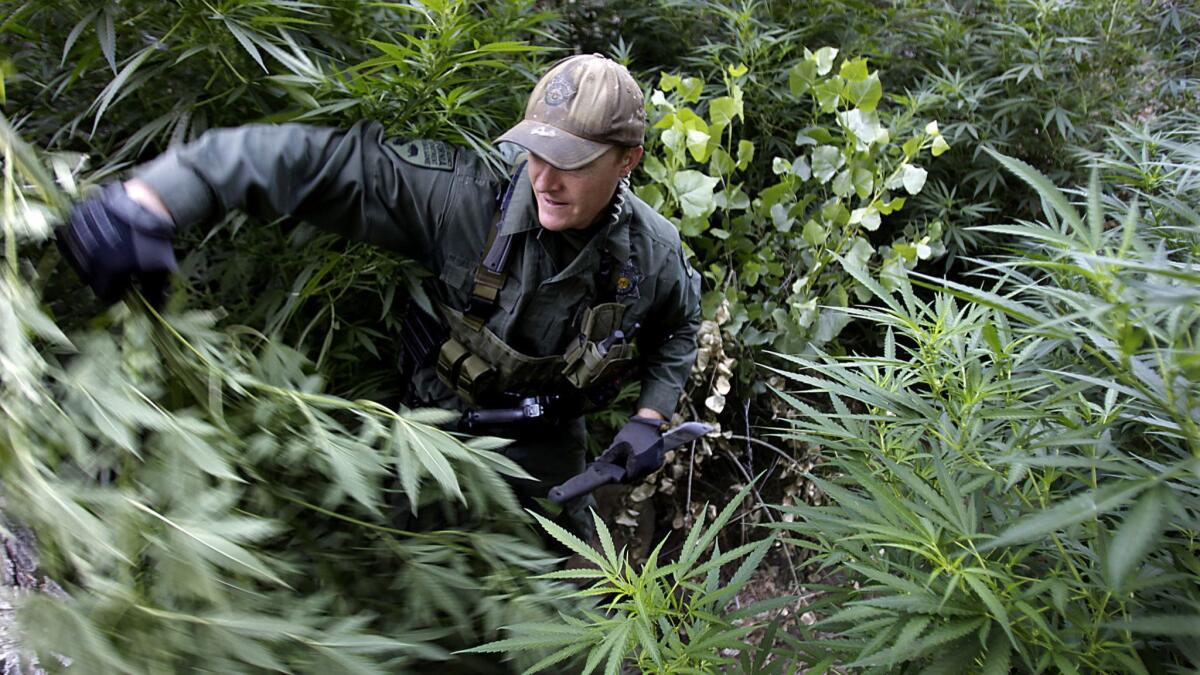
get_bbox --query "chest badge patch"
[390,139,456,171]
[613,260,641,300]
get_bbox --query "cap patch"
[530,125,558,137]
[543,72,576,107]
[389,139,456,171]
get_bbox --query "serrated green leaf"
[984,147,1087,244]
[849,618,985,667]
[1106,488,1167,591]
[980,479,1150,551]
[962,574,1013,647]
[96,7,116,74]
[981,628,1012,675]
[92,46,155,134]
[1106,615,1200,635]
[531,511,607,569]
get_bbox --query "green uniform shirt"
[134,121,701,417]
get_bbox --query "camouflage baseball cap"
[497,54,646,170]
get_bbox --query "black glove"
[57,183,177,306]
[599,415,667,481]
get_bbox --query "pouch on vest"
[561,302,637,389]
[439,305,562,404]
[436,336,497,404]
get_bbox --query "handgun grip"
[548,462,625,504]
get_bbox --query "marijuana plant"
[467,483,789,674]
[1,109,567,672]
[771,132,1200,672]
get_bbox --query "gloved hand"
[599,414,668,481]
[57,182,177,306]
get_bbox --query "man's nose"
[531,159,562,191]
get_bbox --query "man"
[58,54,702,536]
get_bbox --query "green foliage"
[2,0,551,402]
[466,483,792,674]
[610,0,1197,255]
[638,50,945,418]
[3,0,547,161]
[4,0,1199,670]
[769,123,1200,672]
[1,95,567,675]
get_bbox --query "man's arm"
[596,259,701,485]
[635,247,702,419]
[127,121,470,259]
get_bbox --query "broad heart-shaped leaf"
[811,145,844,183]
[839,57,869,82]
[932,135,950,156]
[803,219,828,247]
[979,478,1152,551]
[901,164,928,195]
[842,237,875,275]
[813,79,842,112]
[770,203,793,232]
[846,72,882,112]
[686,128,711,162]
[832,169,854,197]
[678,76,703,103]
[678,215,708,237]
[709,147,734,176]
[709,96,738,127]
[837,109,889,150]
[673,170,720,219]
[642,154,668,183]
[810,46,839,75]
[736,139,755,169]
[661,125,685,156]
[793,156,812,180]
[788,60,816,94]
[635,184,664,210]
[849,207,881,231]
[851,167,873,198]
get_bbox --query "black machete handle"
[548,462,625,504]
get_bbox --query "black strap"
[464,161,525,330]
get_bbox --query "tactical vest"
[434,164,638,406]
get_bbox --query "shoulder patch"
[389,139,456,171]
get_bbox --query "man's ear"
[620,146,644,177]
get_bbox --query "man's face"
[528,146,644,232]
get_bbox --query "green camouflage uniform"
[133,121,701,527]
